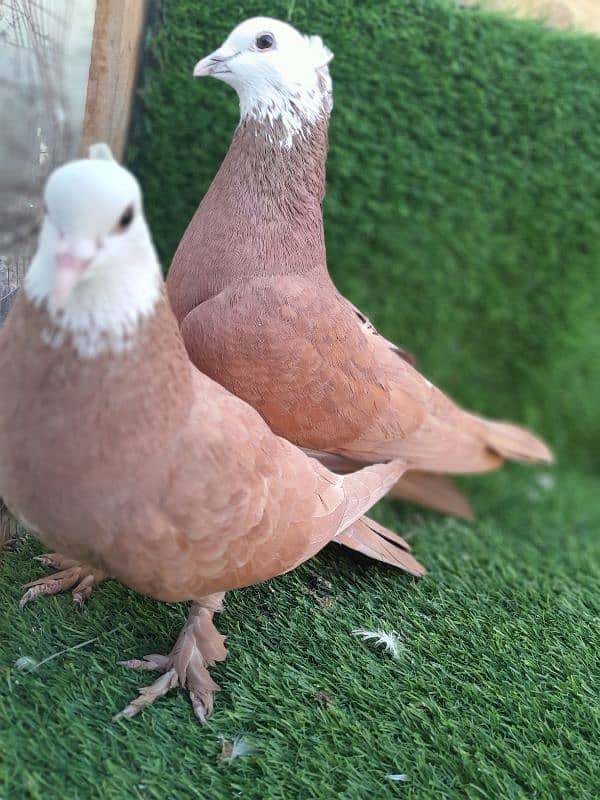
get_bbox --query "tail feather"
[305,450,476,520]
[338,459,407,532]
[337,411,551,475]
[389,471,475,520]
[481,418,554,464]
[290,458,412,576]
[335,516,426,577]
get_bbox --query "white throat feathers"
[25,249,162,359]
[238,63,333,148]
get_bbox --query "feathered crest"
[89,143,117,162]
[305,35,334,70]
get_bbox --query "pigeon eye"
[255,33,274,50]
[117,204,134,231]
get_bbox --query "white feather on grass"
[14,656,38,672]
[218,735,255,763]
[14,627,121,672]
[352,628,403,659]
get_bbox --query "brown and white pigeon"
[167,17,553,521]
[0,155,417,721]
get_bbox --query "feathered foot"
[114,593,228,724]
[0,498,19,555]
[20,553,108,609]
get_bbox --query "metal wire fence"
[0,0,77,322]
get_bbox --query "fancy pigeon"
[0,155,417,720]
[167,17,552,521]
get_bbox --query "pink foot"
[20,553,108,609]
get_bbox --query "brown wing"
[179,275,426,453]
[180,275,551,473]
[302,449,474,520]
[345,298,416,366]
[339,331,551,470]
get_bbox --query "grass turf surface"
[2,0,600,797]
[1,468,599,799]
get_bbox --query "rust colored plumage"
[0,155,414,721]
[167,35,552,524]
[336,517,424,576]
[0,290,408,601]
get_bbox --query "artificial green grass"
[2,1,600,798]
[129,0,600,470]
[1,468,599,799]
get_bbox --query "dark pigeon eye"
[117,204,134,231]
[255,33,274,50]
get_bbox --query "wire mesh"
[0,0,84,320]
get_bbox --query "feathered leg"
[115,592,228,724]
[0,498,17,555]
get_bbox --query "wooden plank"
[81,0,148,160]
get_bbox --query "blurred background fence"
[0,0,94,320]
[0,0,144,322]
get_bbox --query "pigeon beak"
[193,46,236,78]
[52,236,97,311]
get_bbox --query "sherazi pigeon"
[0,154,416,721]
[167,17,553,525]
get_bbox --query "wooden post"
[81,0,148,161]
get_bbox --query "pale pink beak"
[52,236,97,310]
[193,46,235,78]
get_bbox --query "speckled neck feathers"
[168,108,331,320]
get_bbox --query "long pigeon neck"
[168,110,331,317]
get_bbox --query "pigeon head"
[25,149,162,356]
[194,17,333,146]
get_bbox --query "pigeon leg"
[20,553,108,609]
[114,592,228,724]
[0,498,17,553]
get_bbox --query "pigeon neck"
[237,69,333,151]
[231,109,329,210]
[11,288,195,455]
[169,109,331,315]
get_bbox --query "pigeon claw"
[20,553,108,609]
[114,597,228,725]
[113,668,179,722]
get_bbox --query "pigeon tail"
[302,449,475,519]
[479,418,554,464]
[335,516,426,577]
[337,459,407,533]
[389,471,475,520]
